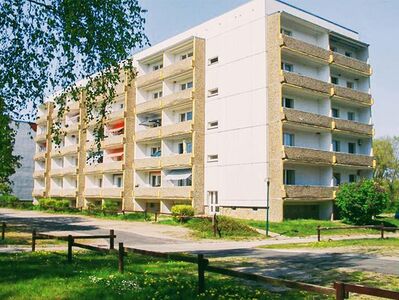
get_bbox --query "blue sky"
[139,0,398,138]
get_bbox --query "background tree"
[336,179,388,225]
[373,137,399,211]
[0,97,21,194]
[0,0,149,148]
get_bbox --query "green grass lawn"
[0,251,326,300]
[245,215,399,237]
[260,237,399,250]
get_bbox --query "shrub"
[0,194,19,207]
[38,198,57,210]
[54,199,70,210]
[102,200,120,213]
[171,205,194,222]
[336,179,389,225]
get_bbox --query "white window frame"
[331,76,339,85]
[150,172,161,187]
[152,63,163,71]
[207,154,218,162]
[282,97,294,108]
[152,90,163,99]
[281,62,293,72]
[208,56,219,65]
[207,191,219,214]
[346,81,354,89]
[179,111,192,122]
[283,133,295,147]
[113,175,123,188]
[180,81,193,91]
[332,108,340,118]
[180,51,193,60]
[207,121,218,130]
[207,88,219,97]
[347,112,355,121]
[280,28,292,36]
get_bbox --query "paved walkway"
[1,208,399,276]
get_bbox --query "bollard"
[212,214,216,237]
[380,222,384,239]
[1,222,5,240]
[154,212,158,222]
[32,229,36,252]
[197,254,206,294]
[110,230,115,250]
[67,235,73,263]
[317,225,321,242]
[118,242,124,273]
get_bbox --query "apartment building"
[32,0,374,221]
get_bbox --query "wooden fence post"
[31,229,36,252]
[317,225,321,242]
[67,235,73,263]
[1,222,5,240]
[155,212,158,222]
[118,242,124,273]
[197,254,206,294]
[380,223,384,239]
[212,214,217,237]
[334,282,347,300]
[110,230,115,250]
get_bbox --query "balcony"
[32,188,45,198]
[102,161,123,173]
[333,119,373,136]
[84,163,103,174]
[49,169,64,177]
[135,127,161,142]
[283,185,335,200]
[136,58,193,88]
[85,188,102,197]
[51,145,78,157]
[102,135,125,148]
[34,133,47,142]
[331,86,372,105]
[283,147,333,165]
[62,188,77,197]
[62,166,78,176]
[64,123,79,134]
[34,152,46,161]
[162,121,192,138]
[66,101,80,111]
[36,115,47,125]
[135,157,161,170]
[33,170,45,178]
[282,108,331,129]
[135,89,192,115]
[101,187,123,198]
[281,71,331,95]
[334,152,374,168]
[106,110,125,122]
[49,189,63,197]
[135,187,160,198]
[161,154,192,168]
[280,34,330,62]
[160,186,192,199]
[331,52,371,75]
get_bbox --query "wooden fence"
[317,224,399,242]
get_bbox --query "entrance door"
[208,191,219,214]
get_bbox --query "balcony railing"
[284,185,335,200]
[162,121,192,138]
[161,154,192,168]
[134,187,160,198]
[135,127,161,142]
[334,152,374,168]
[101,187,123,198]
[36,115,47,125]
[34,152,46,161]
[281,71,331,94]
[282,108,331,129]
[136,89,192,115]
[281,34,330,62]
[106,110,125,122]
[85,188,102,197]
[136,58,193,88]
[34,133,47,142]
[283,147,333,165]
[333,119,373,136]
[51,145,78,157]
[331,52,371,75]
[160,186,192,199]
[102,135,125,148]
[134,157,161,170]
[332,85,372,105]
[32,188,45,197]
[33,170,45,178]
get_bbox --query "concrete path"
[1,208,399,276]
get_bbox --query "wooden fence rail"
[317,224,399,242]
[334,282,399,300]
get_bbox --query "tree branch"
[25,0,54,11]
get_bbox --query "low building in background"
[32,0,374,221]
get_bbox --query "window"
[152,63,163,71]
[153,91,163,99]
[283,133,295,147]
[207,121,218,130]
[333,140,341,152]
[349,174,357,183]
[208,56,219,65]
[150,172,161,187]
[346,81,354,89]
[330,46,337,52]
[280,28,292,36]
[178,143,184,154]
[113,175,123,188]
[332,108,340,118]
[208,88,219,97]
[150,146,161,157]
[348,142,356,154]
[345,51,352,57]
[281,62,293,72]
[180,52,193,60]
[283,170,295,185]
[331,76,339,85]
[282,97,294,108]
[208,191,219,213]
[185,141,192,153]
[180,81,193,90]
[207,154,218,162]
[180,111,192,122]
[347,112,355,121]
[178,177,192,187]
[333,173,341,186]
